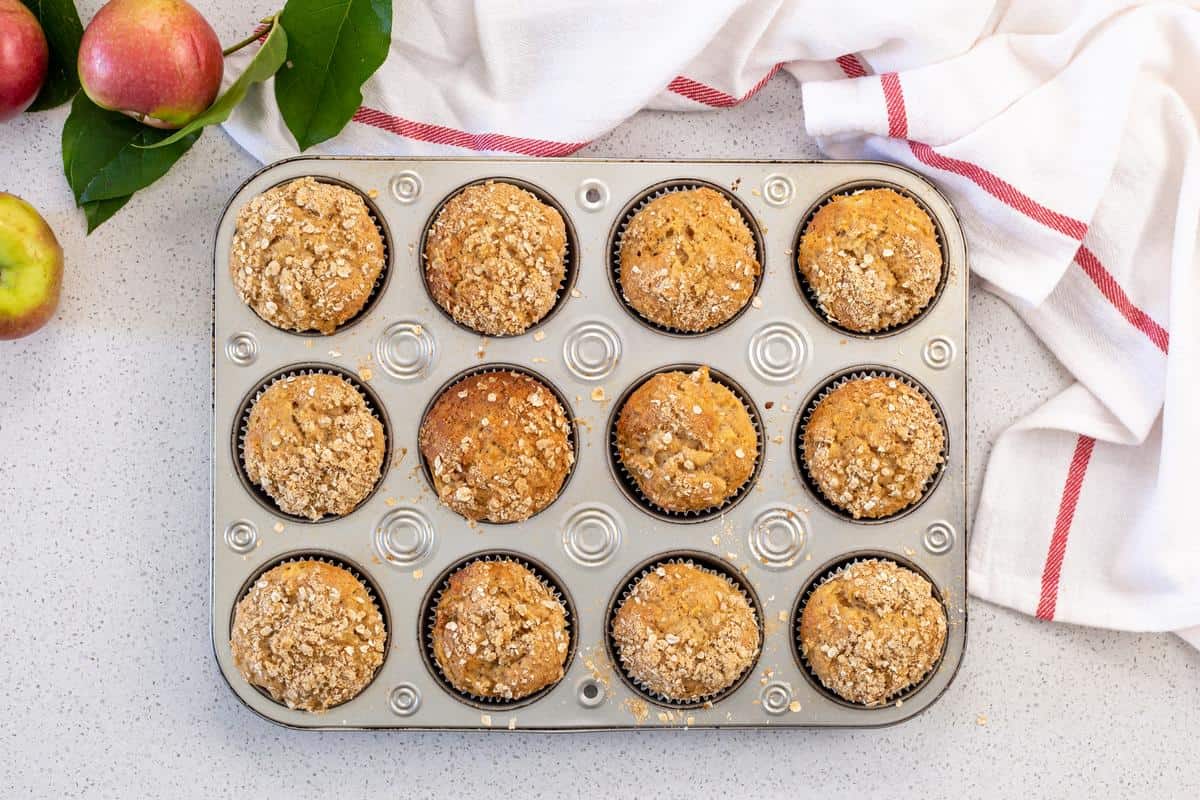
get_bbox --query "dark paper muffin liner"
[608,179,766,337]
[607,363,765,524]
[417,550,578,710]
[417,177,580,338]
[793,365,948,524]
[228,550,391,712]
[792,180,948,338]
[416,363,579,526]
[232,363,392,524]
[604,551,764,710]
[790,551,948,709]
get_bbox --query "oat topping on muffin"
[424,181,568,336]
[431,560,569,700]
[230,560,386,712]
[799,559,947,705]
[618,187,760,332]
[802,376,943,519]
[419,370,574,523]
[231,177,384,334]
[615,366,757,513]
[242,373,385,520]
[611,562,760,701]
[798,188,942,333]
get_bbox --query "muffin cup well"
[232,363,392,524]
[792,365,948,524]
[417,363,579,525]
[604,551,764,710]
[792,180,948,339]
[417,550,578,710]
[228,549,391,711]
[789,551,948,709]
[418,177,580,338]
[245,175,393,337]
[607,179,766,337]
[606,363,765,524]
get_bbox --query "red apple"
[78,0,223,129]
[0,193,63,340]
[0,0,49,122]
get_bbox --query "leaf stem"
[222,18,275,57]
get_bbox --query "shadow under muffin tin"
[213,158,968,730]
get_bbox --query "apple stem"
[222,18,276,57]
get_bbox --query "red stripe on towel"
[667,63,783,107]
[350,107,589,157]
[1036,435,1095,620]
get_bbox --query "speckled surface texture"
[0,6,1197,795]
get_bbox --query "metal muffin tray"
[211,157,968,730]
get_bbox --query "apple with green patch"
[78,0,223,129]
[0,193,63,340]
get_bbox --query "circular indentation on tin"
[223,519,258,554]
[792,180,949,339]
[922,335,956,370]
[760,681,793,715]
[604,550,764,710]
[762,174,794,207]
[577,179,609,212]
[417,363,579,525]
[793,365,948,525]
[390,170,422,204]
[419,177,580,337]
[747,507,807,569]
[607,178,766,337]
[232,363,392,524]
[225,332,258,366]
[923,520,957,555]
[607,363,765,524]
[418,550,578,710]
[374,507,437,568]
[562,320,622,381]
[388,683,422,716]
[790,551,948,709]
[376,321,437,381]
[577,678,606,708]
[747,321,807,383]
[562,504,622,567]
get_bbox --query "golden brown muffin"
[431,560,569,700]
[424,181,567,336]
[798,188,942,332]
[611,562,760,701]
[243,373,385,520]
[615,366,757,513]
[419,370,574,523]
[230,560,386,712]
[802,376,943,519]
[618,187,760,332]
[231,177,385,334]
[799,559,947,705]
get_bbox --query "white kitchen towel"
[223,0,1200,642]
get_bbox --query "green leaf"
[141,18,288,149]
[275,0,391,151]
[21,0,84,111]
[62,93,200,232]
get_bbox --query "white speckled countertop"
[1,6,1197,795]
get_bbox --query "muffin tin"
[212,157,968,730]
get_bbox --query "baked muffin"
[231,176,385,334]
[424,181,568,336]
[611,562,759,701]
[618,187,760,332]
[230,560,386,711]
[242,373,385,520]
[802,376,943,519]
[419,370,574,523]
[798,188,942,332]
[615,366,757,513]
[799,559,947,705]
[431,560,569,700]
